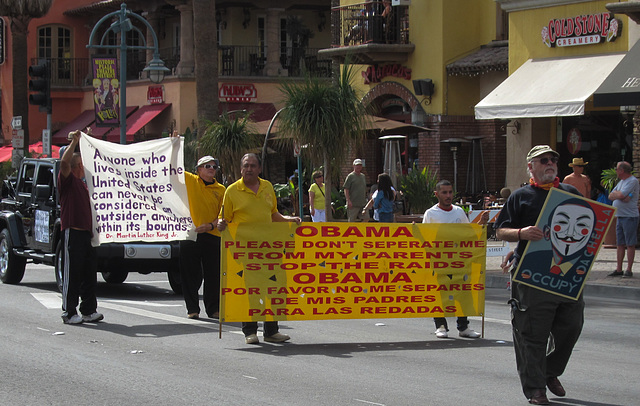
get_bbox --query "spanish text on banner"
[220,222,486,322]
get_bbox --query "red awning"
[87,106,139,142]
[0,146,12,162]
[29,141,61,158]
[0,142,61,162]
[126,103,171,136]
[52,109,96,145]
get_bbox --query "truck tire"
[55,240,64,292]
[167,269,182,295]
[0,228,27,284]
[101,271,128,284]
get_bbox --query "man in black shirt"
[495,145,583,405]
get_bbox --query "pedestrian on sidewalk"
[308,171,326,222]
[363,173,396,223]
[563,158,591,199]
[608,161,639,278]
[423,179,487,339]
[344,159,369,222]
[495,145,583,405]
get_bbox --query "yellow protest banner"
[220,222,486,322]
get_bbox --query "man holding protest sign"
[218,153,300,344]
[59,130,103,325]
[495,145,583,405]
[423,179,486,339]
[180,156,226,319]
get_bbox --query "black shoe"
[608,270,624,277]
[546,377,566,397]
[529,389,550,405]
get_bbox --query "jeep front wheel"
[0,228,27,284]
[167,268,182,295]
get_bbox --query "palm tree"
[0,0,53,154]
[198,112,262,184]
[192,0,218,135]
[277,65,368,220]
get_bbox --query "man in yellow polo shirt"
[181,156,225,319]
[218,153,300,344]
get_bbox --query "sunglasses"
[202,164,218,169]
[534,156,559,165]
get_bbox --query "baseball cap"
[526,145,559,161]
[197,156,218,167]
[353,158,363,166]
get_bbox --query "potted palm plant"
[600,167,629,247]
[396,163,439,221]
[199,112,262,185]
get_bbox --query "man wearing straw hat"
[562,158,591,199]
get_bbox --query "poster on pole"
[92,56,120,127]
[79,134,196,246]
[220,222,486,322]
[513,188,615,300]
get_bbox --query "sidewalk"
[485,244,640,300]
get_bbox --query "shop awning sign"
[219,83,257,102]
[542,12,621,48]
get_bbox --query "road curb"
[485,273,640,301]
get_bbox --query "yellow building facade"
[324,0,509,199]
[478,0,638,193]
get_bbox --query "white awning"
[475,53,625,120]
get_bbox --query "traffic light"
[28,60,51,113]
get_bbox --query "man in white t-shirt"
[423,179,488,338]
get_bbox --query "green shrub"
[398,163,439,214]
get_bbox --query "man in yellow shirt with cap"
[181,155,225,319]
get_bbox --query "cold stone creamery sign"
[541,12,621,48]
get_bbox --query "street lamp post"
[87,3,170,144]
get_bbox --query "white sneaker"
[63,314,83,324]
[435,325,448,338]
[245,334,259,344]
[82,312,104,323]
[459,328,481,338]
[264,332,291,343]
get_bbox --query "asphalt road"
[1,263,638,406]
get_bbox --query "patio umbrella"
[252,115,433,136]
[361,115,434,134]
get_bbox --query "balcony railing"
[36,45,331,88]
[332,1,409,47]
[218,46,332,78]
[31,58,91,87]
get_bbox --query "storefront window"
[557,112,632,199]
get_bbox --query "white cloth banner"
[79,134,196,246]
